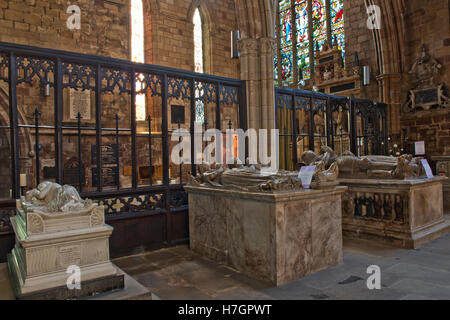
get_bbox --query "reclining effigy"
[188,161,304,192]
[300,146,424,180]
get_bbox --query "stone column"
[239,37,276,131]
[376,73,403,134]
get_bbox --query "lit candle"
[20,174,27,187]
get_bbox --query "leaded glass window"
[275,0,345,86]
[131,0,146,121]
[193,8,205,124]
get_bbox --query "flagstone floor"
[113,214,450,300]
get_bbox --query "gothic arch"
[234,0,276,39]
[187,0,213,74]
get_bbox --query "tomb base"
[8,197,124,299]
[340,177,450,249]
[185,186,347,286]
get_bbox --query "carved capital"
[238,38,260,55]
[259,37,276,55]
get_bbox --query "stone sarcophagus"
[185,163,346,286]
[340,177,449,249]
[300,147,450,248]
[8,182,123,299]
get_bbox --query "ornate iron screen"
[0,41,246,237]
[275,86,388,170]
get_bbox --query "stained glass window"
[275,0,345,86]
[331,0,345,59]
[193,8,205,124]
[131,0,146,121]
[312,0,327,52]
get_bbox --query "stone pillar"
[376,73,403,134]
[239,37,276,131]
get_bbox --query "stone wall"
[400,0,450,156]
[145,0,239,79]
[0,0,130,59]
[0,0,239,78]
[343,0,379,101]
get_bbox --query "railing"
[275,87,388,170]
[0,41,247,224]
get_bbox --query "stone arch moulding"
[369,0,406,134]
[234,0,276,39]
[187,0,213,74]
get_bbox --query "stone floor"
[1,214,449,300]
[113,214,450,300]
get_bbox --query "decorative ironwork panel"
[0,52,8,83]
[330,98,350,112]
[98,192,165,215]
[102,68,131,94]
[0,207,15,233]
[16,56,54,86]
[219,86,239,105]
[277,93,293,109]
[169,190,188,209]
[194,81,216,103]
[312,98,327,113]
[168,77,190,100]
[295,96,310,110]
[62,62,96,91]
[135,72,162,96]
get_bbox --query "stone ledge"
[8,256,125,300]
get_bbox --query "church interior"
[0,0,449,301]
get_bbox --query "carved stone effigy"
[186,164,346,286]
[8,182,123,299]
[300,148,450,248]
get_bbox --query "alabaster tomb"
[185,163,346,286]
[432,155,450,212]
[8,182,123,299]
[301,147,450,248]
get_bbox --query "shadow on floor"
[113,231,450,300]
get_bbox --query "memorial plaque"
[415,88,438,105]
[69,88,91,120]
[59,244,81,268]
[92,166,119,187]
[171,105,185,124]
[91,144,119,165]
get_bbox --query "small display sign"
[421,159,434,178]
[415,141,425,156]
[298,166,316,189]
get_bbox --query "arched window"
[131,0,146,121]
[193,8,205,123]
[275,0,345,86]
